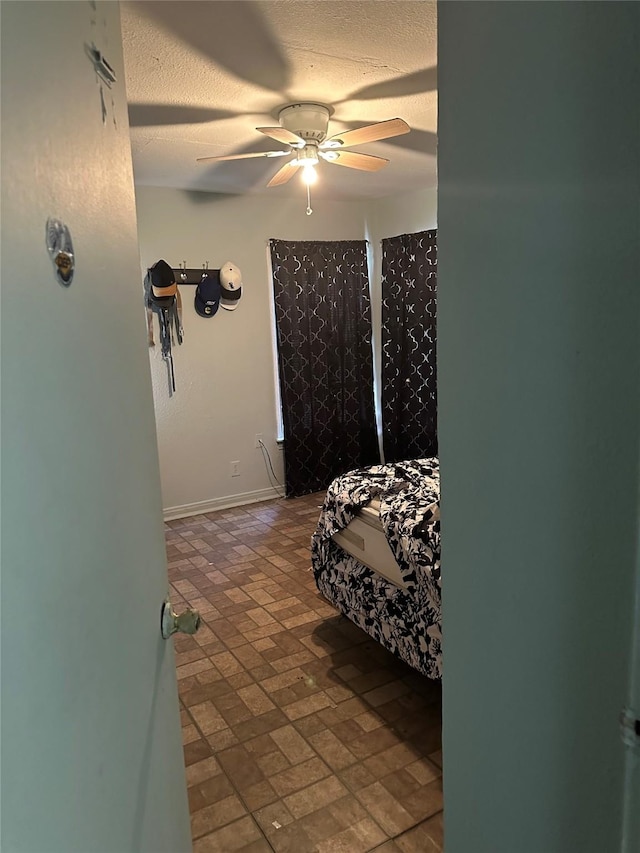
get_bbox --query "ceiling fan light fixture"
[296,142,319,167]
[301,164,317,185]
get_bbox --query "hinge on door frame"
[620,707,640,749]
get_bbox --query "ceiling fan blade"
[256,126,305,147]
[321,118,410,150]
[379,128,437,157]
[266,160,301,187]
[196,150,289,164]
[321,151,389,172]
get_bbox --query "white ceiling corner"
[120,0,437,200]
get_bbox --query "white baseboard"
[163,487,283,522]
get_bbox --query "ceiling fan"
[196,102,411,189]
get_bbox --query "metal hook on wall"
[171,263,215,285]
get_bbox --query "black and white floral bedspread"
[310,458,441,680]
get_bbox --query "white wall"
[364,185,438,243]
[364,188,438,455]
[438,2,640,851]
[135,187,366,515]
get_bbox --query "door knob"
[161,595,201,639]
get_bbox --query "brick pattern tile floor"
[165,492,443,853]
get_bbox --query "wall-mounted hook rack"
[172,263,215,286]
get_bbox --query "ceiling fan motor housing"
[278,103,331,144]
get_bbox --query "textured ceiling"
[121,0,437,200]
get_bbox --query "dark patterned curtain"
[270,239,379,497]
[381,229,438,462]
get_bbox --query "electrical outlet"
[230,460,240,477]
[255,433,263,449]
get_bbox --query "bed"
[310,458,441,680]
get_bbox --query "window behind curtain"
[381,229,438,462]
[270,239,379,497]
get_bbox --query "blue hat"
[194,272,221,318]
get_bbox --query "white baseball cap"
[219,261,242,311]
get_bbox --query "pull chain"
[306,183,313,216]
